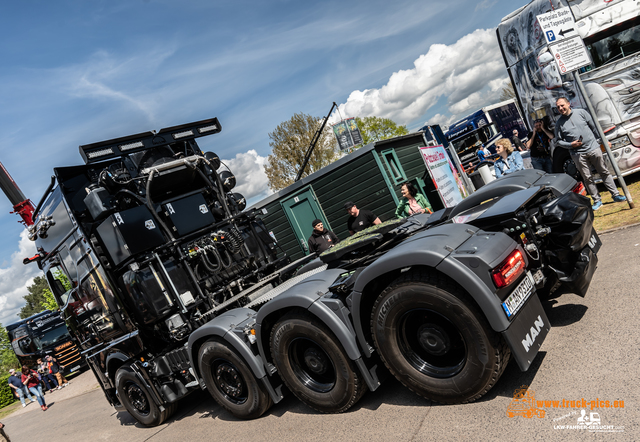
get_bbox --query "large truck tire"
[552,149,581,181]
[371,270,510,404]
[198,339,272,419]
[270,310,367,413]
[115,367,175,426]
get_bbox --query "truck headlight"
[610,135,630,151]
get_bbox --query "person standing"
[511,129,526,152]
[526,119,554,173]
[395,182,433,218]
[7,369,35,408]
[554,97,626,210]
[344,201,381,235]
[476,144,491,162]
[46,355,69,388]
[494,138,524,178]
[20,366,47,411]
[307,219,339,254]
[37,358,59,392]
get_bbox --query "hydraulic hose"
[144,170,175,242]
[201,246,221,272]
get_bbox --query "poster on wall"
[419,145,465,208]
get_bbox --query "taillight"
[492,249,526,288]
[572,182,587,196]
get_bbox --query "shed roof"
[249,131,427,210]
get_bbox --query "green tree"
[19,276,50,319]
[264,112,339,191]
[0,323,19,373]
[354,116,409,146]
[42,287,59,311]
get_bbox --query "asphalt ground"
[2,224,638,441]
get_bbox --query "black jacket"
[308,229,339,254]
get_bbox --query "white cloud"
[61,48,178,123]
[332,28,509,127]
[0,231,40,327]
[475,0,497,11]
[425,113,459,130]
[222,149,272,204]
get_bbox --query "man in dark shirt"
[526,119,554,173]
[511,129,526,152]
[46,355,69,387]
[7,369,34,408]
[307,219,339,254]
[345,201,381,235]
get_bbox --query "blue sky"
[0,0,528,325]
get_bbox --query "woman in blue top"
[493,138,524,178]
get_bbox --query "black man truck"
[0,117,599,425]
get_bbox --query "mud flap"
[539,191,594,252]
[501,294,550,372]
[539,192,601,297]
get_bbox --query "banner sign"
[332,121,352,150]
[332,118,363,151]
[419,145,465,208]
[346,118,363,146]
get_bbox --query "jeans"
[531,156,553,174]
[42,373,58,390]
[27,386,45,407]
[570,149,619,203]
[15,386,35,406]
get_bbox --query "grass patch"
[592,172,640,232]
[0,401,20,420]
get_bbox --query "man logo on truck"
[522,315,545,352]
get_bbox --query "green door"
[282,189,328,255]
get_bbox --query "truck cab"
[6,310,84,375]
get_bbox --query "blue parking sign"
[546,30,556,42]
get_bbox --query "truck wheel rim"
[562,158,578,179]
[213,360,247,405]
[397,309,466,378]
[289,337,336,393]
[125,382,150,416]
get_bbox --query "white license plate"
[502,272,535,318]
[70,365,81,372]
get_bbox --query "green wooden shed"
[250,132,445,261]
